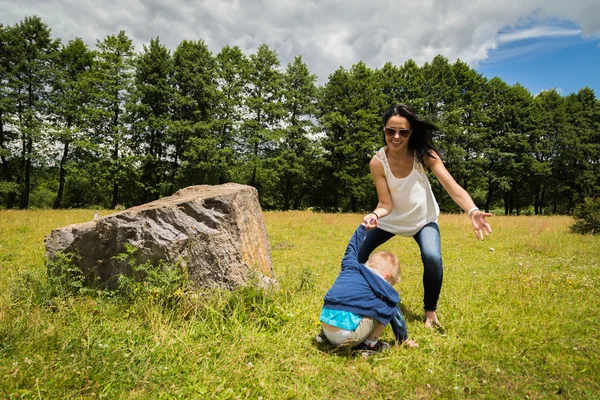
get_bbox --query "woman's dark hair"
[381,104,440,165]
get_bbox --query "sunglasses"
[384,127,412,138]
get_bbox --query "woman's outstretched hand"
[470,210,492,240]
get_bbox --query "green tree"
[417,56,463,211]
[397,59,426,112]
[429,60,488,212]
[529,89,565,214]
[91,31,135,208]
[0,23,19,202]
[275,55,318,210]
[557,88,600,212]
[213,46,249,184]
[181,45,247,187]
[4,16,59,208]
[317,61,385,211]
[49,37,95,208]
[127,37,174,203]
[421,55,459,123]
[480,77,511,212]
[502,83,534,215]
[376,62,405,106]
[241,44,284,202]
[447,60,488,205]
[170,39,216,190]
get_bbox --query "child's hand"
[362,213,378,230]
[403,339,418,348]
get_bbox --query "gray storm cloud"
[1,0,599,82]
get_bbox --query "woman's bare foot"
[424,311,442,329]
[403,339,419,348]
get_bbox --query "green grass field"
[1,210,599,399]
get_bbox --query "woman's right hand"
[362,212,379,230]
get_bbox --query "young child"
[318,223,417,352]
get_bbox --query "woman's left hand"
[470,210,492,240]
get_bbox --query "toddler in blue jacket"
[318,223,417,352]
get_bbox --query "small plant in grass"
[10,269,53,306]
[115,243,188,308]
[46,252,86,296]
[222,283,290,332]
[298,266,316,291]
[571,197,600,234]
[11,245,188,309]
[184,281,291,340]
[11,252,88,306]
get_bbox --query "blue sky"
[477,21,600,96]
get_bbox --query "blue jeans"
[357,222,443,312]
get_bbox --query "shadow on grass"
[310,304,423,357]
[312,330,400,358]
[311,329,362,357]
[314,340,374,358]
[400,303,422,323]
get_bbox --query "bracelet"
[467,207,479,217]
[369,211,379,219]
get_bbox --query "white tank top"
[374,147,439,237]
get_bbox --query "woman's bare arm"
[363,157,393,229]
[425,151,492,240]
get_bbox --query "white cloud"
[498,27,581,44]
[1,0,599,82]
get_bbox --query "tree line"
[1,16,599,214]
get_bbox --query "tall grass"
[1,210,599,399]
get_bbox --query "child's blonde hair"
[366,251,400,284]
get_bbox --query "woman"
[358,104,492,328]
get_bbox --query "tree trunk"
[283,174,292,211]
[0,113,7,180]
[20,77,34,209]
[250,142,258,188]
[7,94,24,208]
[111,140,119,209]
[293,195,301,210]
[540,186,546,214]
[250,165,257,188]
[169,138,181,195]
[53,141,70,209]
[110,106,119,209]
[0,117,13,207]
[485,181,494,213]
[19,137,33,209]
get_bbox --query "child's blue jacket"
[322,224,400,325]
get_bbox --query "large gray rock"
[44,183,274,289]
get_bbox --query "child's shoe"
[354,340,390,355]
[315,328,326,344]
